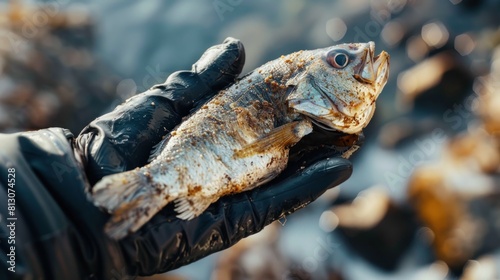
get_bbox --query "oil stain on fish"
[92,41,390,239]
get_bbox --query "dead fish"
[92,41,390,239]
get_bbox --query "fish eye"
[327,52,349,69]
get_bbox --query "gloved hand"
[0,38,352,279]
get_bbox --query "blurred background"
[1,0,500,279]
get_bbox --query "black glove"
[0,38,352,279]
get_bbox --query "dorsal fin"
[148,134,171,163]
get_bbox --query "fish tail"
[92,169,173,239]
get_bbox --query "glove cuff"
[0,128,130,279]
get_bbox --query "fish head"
[286,42,389,134]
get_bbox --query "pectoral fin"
[234,120,313,158]
[174,195,215,220]
[285,72,307,87]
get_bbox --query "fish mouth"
[354,42,390,88]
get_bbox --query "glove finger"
[229,157,353,227]
[282,128,363,179]
[76,38,245,185]
[120,157,352,275]
[151,37,245,115]
[193,37,246,92]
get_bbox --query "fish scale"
[92,42,390,239]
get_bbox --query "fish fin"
[234,120,313,158]
[256,170,281,185]
[92,171,174,239]
[286,74,318,102]
[92,171,147,211]
[103,193,170,239]
[174,196,214,220]
[285,71,307,87]
[341,145,360,159]
[148,135,170,163]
